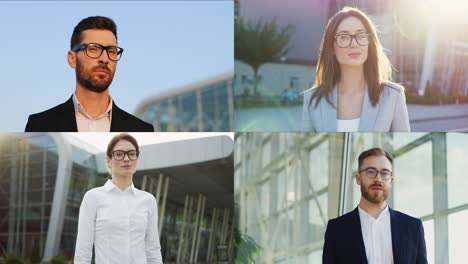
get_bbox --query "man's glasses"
[358,167,392,180]
[335,32,370,48]
[111,150,139,161]
[72,43,124,61]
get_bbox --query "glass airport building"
[136,73,234,132]
[234,132,468,263]
[0,133,234,263]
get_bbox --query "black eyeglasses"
[358,167,392,180]
[72,43,124,61]
[111,150,139,161]
[335,32,370,48]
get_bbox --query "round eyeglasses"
[335,32,370,48]
[111,150,139,161]
[358,167,392,180]
[72,43,124,61]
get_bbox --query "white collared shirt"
[74,179,163,264]
[358,205,394,264]
[72,93,112,132]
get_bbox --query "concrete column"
[432,133,449,263]
[158,176,169,236]
[196,89,203,131]
[43,134,73,261]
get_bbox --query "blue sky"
[0,1,233,131]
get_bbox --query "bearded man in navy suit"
[323,147,427,264]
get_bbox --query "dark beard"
[76,62,112,93]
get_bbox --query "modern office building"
[135,72,234,132]
[0,133,234,263]
[235,132,468,263]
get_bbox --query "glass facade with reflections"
[235,132,468,264]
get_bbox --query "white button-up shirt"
[73,93,112,132]
[358,205,394,264]
[74,180,163,264]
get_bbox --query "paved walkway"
[234,104,468,132]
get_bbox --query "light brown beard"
[361,183,388,204]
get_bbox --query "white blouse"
[337,118,360,132]
[74,179,163,264]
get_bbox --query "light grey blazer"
[302,82,410,132]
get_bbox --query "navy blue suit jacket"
[323,207,427,264]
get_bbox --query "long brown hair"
[308,6,392,109]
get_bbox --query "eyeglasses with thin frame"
[111,150,139,161]
[335,32,370,48]
[358,167,392,180]
[72,43,124,61]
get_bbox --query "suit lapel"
[110,101,124,132]
[389,207,401,263]
[59,96,78,132]
[352,207,368,263]
[321,87,337,131]
[359,86,379,131]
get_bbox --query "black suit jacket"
[25,96,154,132]
[323,207,427,264]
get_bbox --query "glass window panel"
[447,133,468,208]
[394,142,433,218]
[308,141,328,191]
[262,140,271,168]
[393,133,428,149]
[307,250,322,263]
[422,220,435,264]
[449,210,468,264]
[277,169,285,211]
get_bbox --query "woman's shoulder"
[135,189,157,202]
[381,81,405,93]
[303,86,320,96]
[83,185,106,198]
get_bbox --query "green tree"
[29,239,41,264]
[235,17,293,96]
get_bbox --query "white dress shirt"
[337,118,360,132]
[73,93,112,132]
[74,179,163,264]
[358,205,394,264]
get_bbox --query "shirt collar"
[72,93,113,120]
[103,179,137,194]
[358,204,389,221]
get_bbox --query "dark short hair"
[358,147,393,169]
[106,133,139,158]
[70,16,118,49]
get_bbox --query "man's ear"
[68,50,76,69]
[356,173,361,185]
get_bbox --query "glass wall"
[0,134,59,259]
[139,78,233,132]
[235,132,468,263]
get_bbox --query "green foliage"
[234,228,262,264]
[49,255,66,264]
[3,255,24,264]
[235,17,293,95]
[29,239,41,264]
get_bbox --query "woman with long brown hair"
[302,7,410,132]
